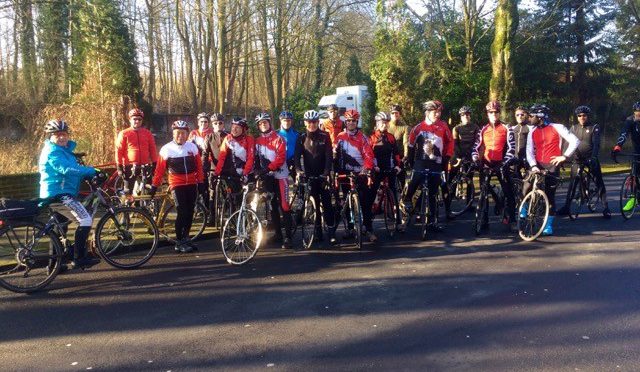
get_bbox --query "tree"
[38,0,69,102]
[489,0,518,114]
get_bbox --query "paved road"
[2,174,640,371]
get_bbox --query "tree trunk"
[489,0,518,114]
[258,2,275,110]
[574,0,586,103]
[217,0,227,113]
[145,0,156,106]
[175,0,198,111]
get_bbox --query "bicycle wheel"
[288,186,302,235]
[619,175,637,220]
[518,190,549,242]
[383,188,397,237]
[448,174,474,218]
[213,181,227,229]
[301,196,317,249]
[586,174,602,213]
[94,207,159,269]
[350,193,363,249]
[420,188,429,241]
[473,187,487,236]
[568,177,583,221]
[160,202,208,242]
[221,208,262,265]
[511,178,524,209]
[0,221,63,293]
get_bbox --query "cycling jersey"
[215,134,255,177]
[526,122,579,167]
[39,139,96,199]
[294,130,332,177]
[407,119,453,171]
[616,116,640,154]
[277,127,299,162]
[255,130,288,180]
[189,128,212,153]
[472,121,515,164]
[115,127,158,166]
[333,130,375,174]
[153,141,204,189]
[509,123,531,161]
[452,122,479,160]
[201,130,228,172]
[370,130,401,170]
[570,122,601,160]
[321,118,343,145]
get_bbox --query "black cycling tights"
[172,184,198,241]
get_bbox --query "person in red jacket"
[321,104,343,145]
[333,109,377,242]
[213,117,255,202]
[254,112,293,249]
[115,108,158,195]
[189,112,213,153]
[150,120,205,253]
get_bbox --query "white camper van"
[318,85,369,128]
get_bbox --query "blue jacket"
[277,127,299,161]
[39,140,96,199]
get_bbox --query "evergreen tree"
[38,0,69,102]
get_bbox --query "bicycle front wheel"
[160,202,208,242]
[586,174,602,213]
[518,190,549,242]
[0,221,63,293]
[221,209,262,265]
[301,197,317,249]
[473,187,487,236]
[568,177,583,221]
[95,207,159,269]
[350,193,363,249]
[448,175,474,219]
[619,175,637,220]
[420,189,430,241]
[383,188,398,237]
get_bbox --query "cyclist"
[39,119,101,269]
[333,109,377,242]
[277,110,299,175]
[202,112,228,223]
[557,106,610,218]
[388,104,410,158]
[510,106,532,178]
[402,100,453,232]
[254,112,293,249]
[447,106,479,216]
[151,121,205,253]
[189,112,213,153]
[321,104,343,145]
[471,100,517,231]
[213,117,255,196]
[523,104,579,235]
[115,108,158,195]
[294,110,337,244]
[612,101,640,212]
[370,111,403,232]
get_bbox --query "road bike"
[220,181,263,265]
[401,169,441,241]
[612,152,640,220]
[566,161,603,220]
[371,169,401,237]
[334,173,365,249]
[517,170,560,241]
[446,160,476,219]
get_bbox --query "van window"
[346,96,353,100]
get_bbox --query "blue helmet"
[279,111,293,120]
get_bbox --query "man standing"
[277,111,299,176]
[321,104,343,145]
[115,108,158,195]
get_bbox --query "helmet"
[303,110,320,121]
[327,104,339,112]
[375,112,391,121]
[128,108,144,119]
[255,112,271,123]
[210,112,224,122]
[458,106,472,115]
[633,102,640,111]
[574,105,592,115]
[279,111,293,120]
[231,117,248,128]
[344,109,360,121]
[434,100,444,111]
[197,112,210,121]
[171,120,189,130]
[44,119,69,134]
[529,104,550,118]
[390,104,402,113]
[515,105,529,113]
[423,100,439,111]
[485,100,501,112]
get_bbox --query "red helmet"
[344,109,360,121]
[129,108,144,119]
[485,100,501,112]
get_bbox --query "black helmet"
[327,104,339,112]
[44,119,69,134]
[574,105,592,115]
[458,106,472,115]
[529,104,550,118]
[633,102,640,111]
[210,112,224,122]
[231,117,248,128]
[390,104,402,113]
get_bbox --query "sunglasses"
[528,114,537,118]
[577,114,587,117]
[488,111,499,114]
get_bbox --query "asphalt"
[1,173,640,371]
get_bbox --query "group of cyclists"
[38,98,640,269]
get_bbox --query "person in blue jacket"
[39,119,102,269]
[277,111,299,176]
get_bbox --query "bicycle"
[334,172,365,249]
[517,170,560,241]
[212,175,242,229]
[0,175,159,293]
[473,164,522,235]
[290,175,328,249]
[401,169,441,241]
[612,152,640,220]
[566,161,602,220]
[446,159,476,219]
[221,181,263,265]
[371,169,401,237]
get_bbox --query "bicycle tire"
[94,207,159,269]
[159,202,208,242]
[447,174,474,219]
[0,220,63,293]
[568,177,583,221]
[473,186,487,236]
[350,193,363,249]
[301,196,317,249]
[586,173,601,213]
[289,186,302,235]
[383,187,397,237]
[518,190,549,242]
[620,174,637,220]
[221,208,262,265]
[420,187,429,241]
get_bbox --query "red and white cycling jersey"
[526,123,580,166]
[472,121,515,163]
[189,128,212,153]
[152,141,204,189]
[408,119,453,166]
[255,130,288,179]
[215,134,255,177]
[333,130,374,173]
